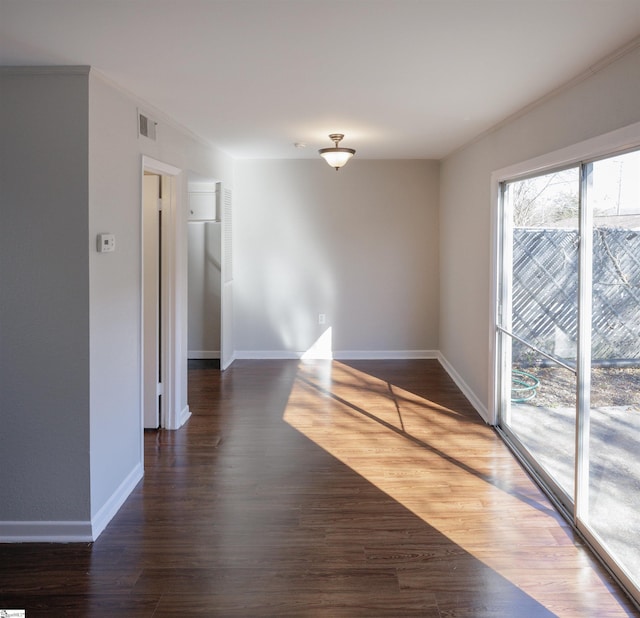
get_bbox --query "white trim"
[0,462,145,542]
[188,350,220,359]
[235,349,438,360]
[438,352,489,423]
[221,353,235,371]
[492,121,640,183]
[91,463,143,540]
[142,156,181,177]
[236,350,300,360]
[179,405,192,427]
[487,168,503,426]
[334,349,438,360]
[0,65,90,76]
[161,173,178,429]
[216,350,490,423]
[0,521,94,543]
[575,163,594,521]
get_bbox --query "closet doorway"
[187,178,222,366]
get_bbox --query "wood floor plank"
[1,359,637,616]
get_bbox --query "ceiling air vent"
[138,111,157,141]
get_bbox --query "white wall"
[234,159,439,357]
[88,72,147,527]
[439,43,640,420]
[88,70,233,530]
[0,66,233,540]
[0,68,92,526]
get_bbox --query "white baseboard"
[0,463,144,543]
[188,350,220,359]
[334,350,438,360]
[0,520,94,543]
[221,354,235,370]
[206,349,487,421]
[437,352,489,423]
[91,462,143,540]
[234,349,439,361]
[178,405,192,427]
[236,350,299,360]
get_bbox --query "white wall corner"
[91,462,143,541]
[437,353,490,424]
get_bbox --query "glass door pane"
[585,150,640,587]
[500,168,580,506]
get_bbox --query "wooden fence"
[512,227,640,364]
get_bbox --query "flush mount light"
[318,133,356,170]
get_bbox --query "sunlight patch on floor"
[283,360,616,614]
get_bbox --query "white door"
[143,174,161,428]
[220,187,234,370]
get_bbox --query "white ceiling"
[2,0,640,160]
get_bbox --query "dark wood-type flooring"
[1,359,638,616]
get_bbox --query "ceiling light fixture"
[319,133,355,170]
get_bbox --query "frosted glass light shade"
[318,134,356,170]
[319,148,355,169]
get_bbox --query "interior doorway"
[185,175,234,374]
[187,178,222,366]
[141,156,186,431]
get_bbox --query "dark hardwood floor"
[1,359,638,616]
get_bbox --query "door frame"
[141,156,190,431]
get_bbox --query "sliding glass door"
[499,167,580,509]
[584,151,640,588]
[497,148,640,599]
